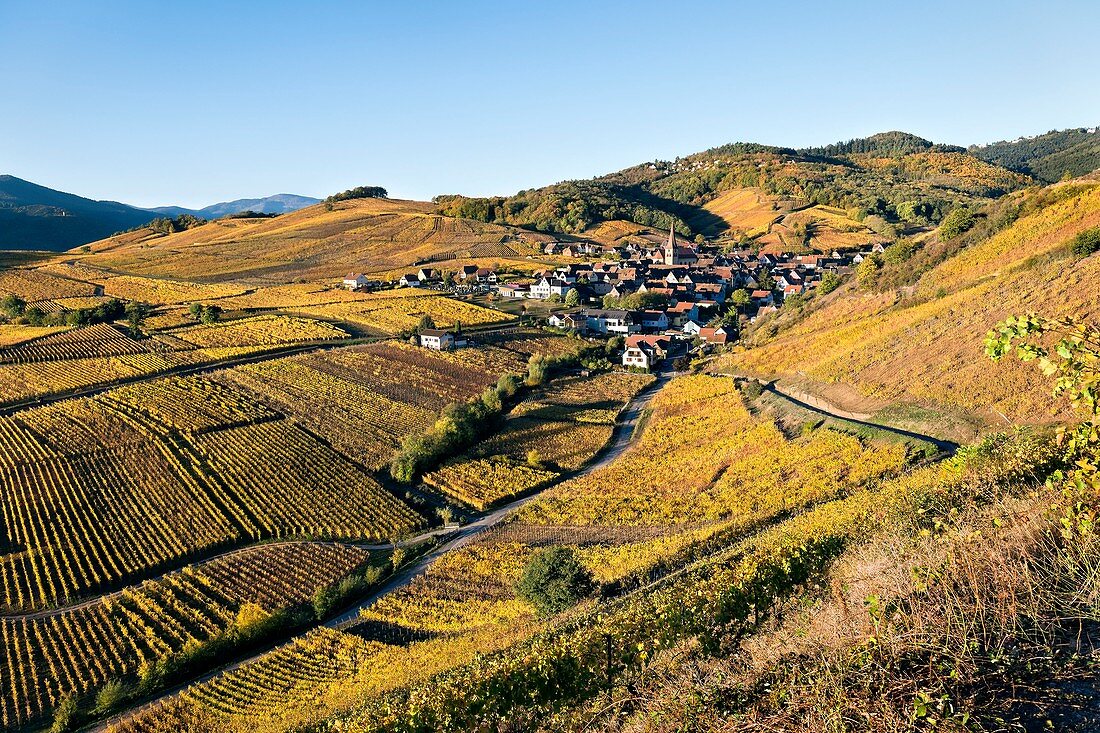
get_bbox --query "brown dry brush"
[573,487,1100,733]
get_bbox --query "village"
[344,224,886,371]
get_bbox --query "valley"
[0,126,1098,733]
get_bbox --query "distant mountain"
[148,193,320,219]
[970,127,1100,182]
[0,175,156,251]
[0,177,320,251]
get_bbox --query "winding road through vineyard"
[88,368,951,731]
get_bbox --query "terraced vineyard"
[218,340,528,470]
[0,371,426,614]
[424,372,654,509]
[0,542,373,731]
[519,375,909,527]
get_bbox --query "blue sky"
[1,0,1098,208]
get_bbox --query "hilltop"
[0,175,319,251]
[76,196,557,282]
[971,126,1100,182]
[0,175,155,251]
[433,132,1033,246]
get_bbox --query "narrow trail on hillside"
[709,372,958,454]
[88,370,670,733]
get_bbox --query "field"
[72,198,556,282]
[716,184,1100,425]
[294,290,511,335]
[103,372,929,733]
[423,372,653,509]
[218,340,526,470]
[170,315,349,348]
[0,541,373,731]
[692,187,787,238]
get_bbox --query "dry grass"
[74,198,555,282]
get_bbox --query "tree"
[1,294,26,318]
[417,314,436,333]
[188,303,204,320]
[564,288,580,308]
[200,304,223,325]
[939,207,975,240]
[514,546,594,616]
[730,289,750,310]
[855,257,880,290]
[326,186,388,203]
[48,696,78,733]
[818,271,842,295]
[1070,227,1100,258]
[94,680,129,715]
[986,314,1099,538]
[125,302,151,337]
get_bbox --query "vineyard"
[295,291,511,335]
[0,346,276,405]
[217,341,522,469]
[0,369,426,613]
[0,542,373,731]
[0,268,98,301]
[423,372,653,508]
[0,323,150,364]
[171,315,349,348]
[518,375,909,527]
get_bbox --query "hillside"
[149,193,320,218]
[76,197,558,282]
[971,126,1100,182]
[0,175,156,251]
[0,176,321,251]
[434,133,1031,245]
[710,178,1100,440]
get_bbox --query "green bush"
[939,207,975,239]
[48,696,78,733]
[514,546,594,616]
[1070,226,1100,257]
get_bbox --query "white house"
[682,320,703,336]
[398,273,420,287]
[343,273,370,291]
[530,277,573,300]
[622,344,655,371]
[419,329,456,351]
[639,309,670,332]
[586,309,637,335]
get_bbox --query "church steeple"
[665,222,676,264]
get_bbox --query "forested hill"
[970,126,1100,182]
[0,175,154,251]
[435,131,1031,242]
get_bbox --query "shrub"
[94,679,130,715]
[939,207,975,239]
[1069,226,1100,257]
[48,696,78,733]
[1,294,26,318]
[514,546,594,616]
